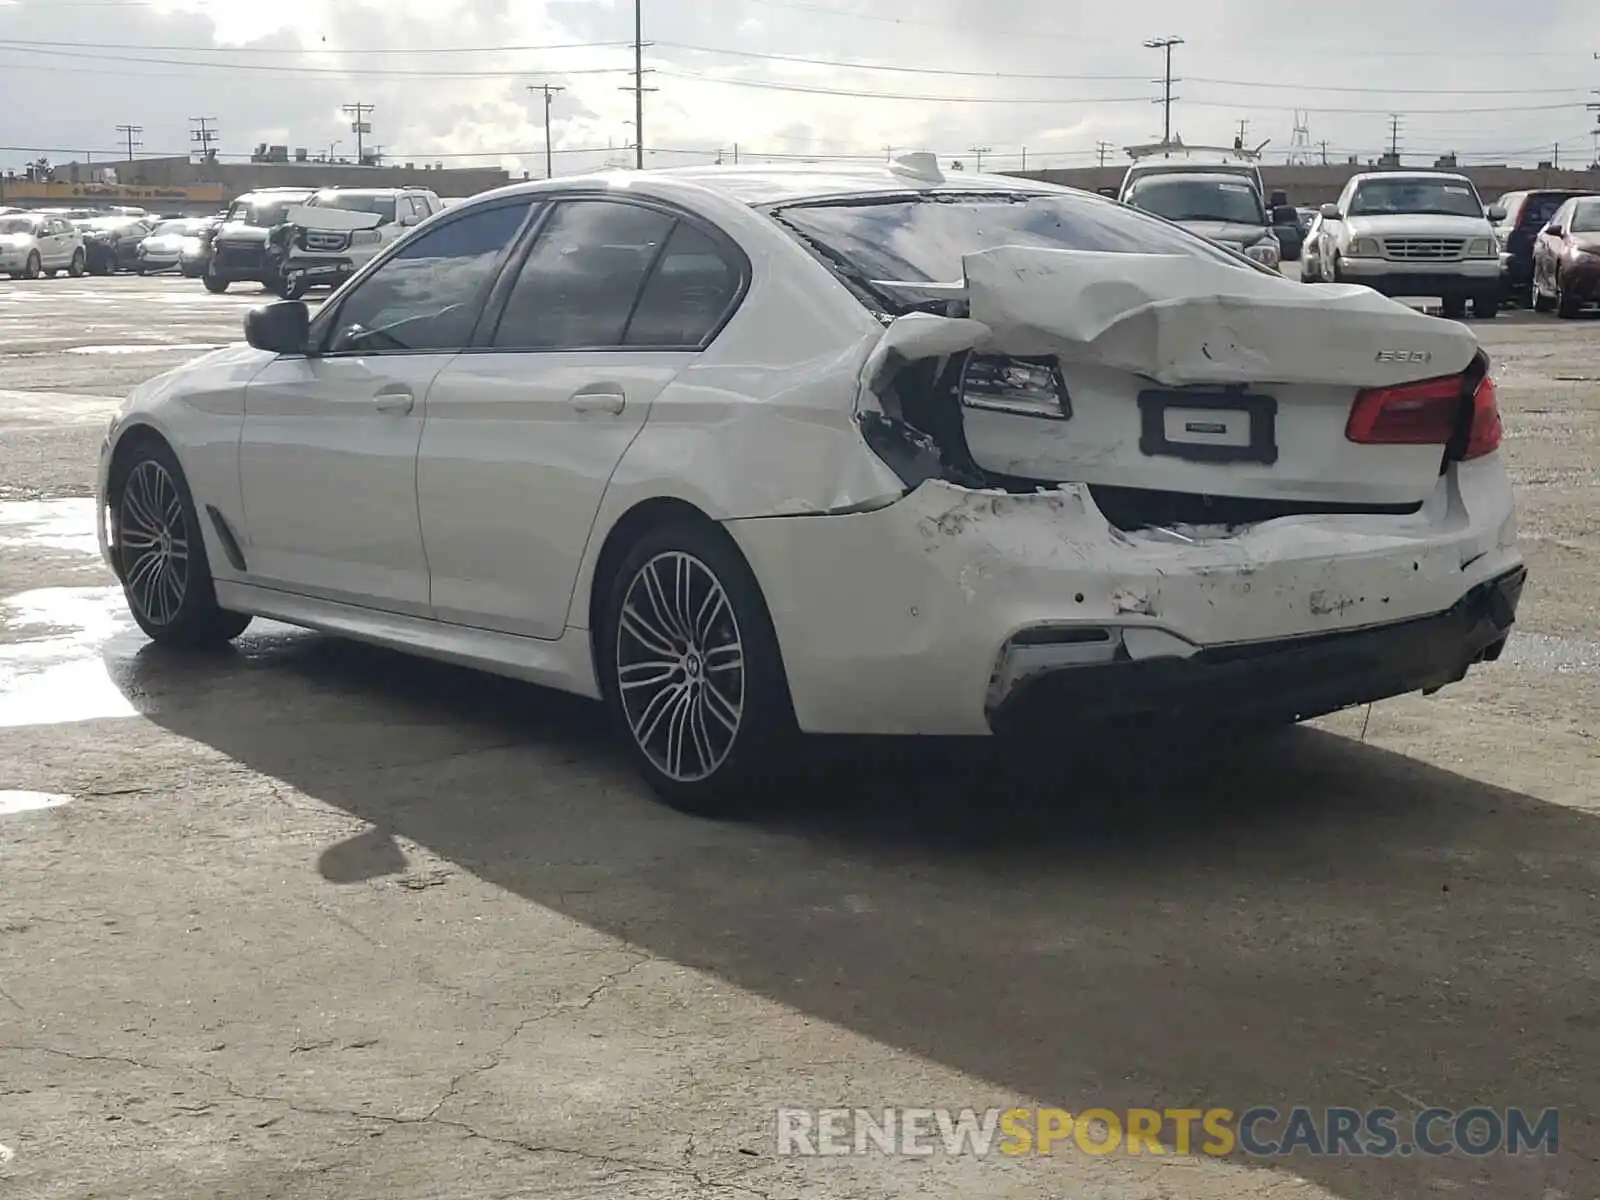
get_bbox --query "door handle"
[569,386,626,415]
[373,387,414,415]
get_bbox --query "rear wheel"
[202,271,230,294]
[111,439,252,648]
[1556,270,1582,318]
[1441,296,1468,320]
[67,249,86,278]
[599,521,796,817]
[1473,293,1498,319]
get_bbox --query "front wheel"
[22,252,40,280]
[67,249,86,277]
[1441,296,1468,320]
[202,272,230,294]
[1474,293,1498,319]
[111,439,252,648]
[275,276,308,301]
[600,522,796,817]
[1532,271,1553,313]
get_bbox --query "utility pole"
[114,124,142,161]
[526,84,565,179]
[619,0,656,169]
[343,102,374,164]
[1587,82,1600,166]
[883,144,894,161]
[1235,118,1249,148]
[1096,140,1113,167]
[969,145,991,172]
[188,116,218,164]
[1143,36,1184,145]
[1020,146,1026,171]
[1388,113,1402,161]
[1319,139,1329,165]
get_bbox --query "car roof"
[467,162,1079,209]
[313,187,408,197]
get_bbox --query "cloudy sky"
[2,0,1599,178]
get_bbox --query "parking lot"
[1,272,1597,1199]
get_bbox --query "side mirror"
[1486,204,1507,222]
[1320,203,1342,221]
[245,300,310,355]
[1097,186,1118,198]
[1272,205,1298,226]
[400,213,419,226]
[1547,226,1564,238]
[1269,190,1289,209]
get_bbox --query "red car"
[1531,195,1600,317]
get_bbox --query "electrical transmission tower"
[1289,110,1312,165]
[343,102,375,163]
[115,124,142,161]
[189,116,219,163]
[1143,36,1183,144]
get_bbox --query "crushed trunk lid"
[860,246,1482,508]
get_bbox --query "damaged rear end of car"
[738,186,1524,738]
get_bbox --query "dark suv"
[1494,189,1598,306]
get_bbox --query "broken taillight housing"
[1345,370,1502,460]
[959,355,1072,420]
[1460,374,1503,459]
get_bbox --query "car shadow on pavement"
[114,632,1598,1199]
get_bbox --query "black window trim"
[303,193,547,360]
[468,189,752,356]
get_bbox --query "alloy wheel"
[117,459,190,628]
[615,550,746,783]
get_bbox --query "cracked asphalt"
[1,274,1598,1200]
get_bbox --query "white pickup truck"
[1312,171,1505,319]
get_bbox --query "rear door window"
[488,199,676,350]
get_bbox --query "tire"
[203,272,230,294]
[599,520,797,817]
[1556,270,1582,319]
[110,438,252,648]
[275,276,307,301]
[1441,296,1468,320]
[1474,294,1498,320]
[67,250,86,278]
[22,252,40,280]
[1533,273,1553,313]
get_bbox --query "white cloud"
[2,0,1597,178]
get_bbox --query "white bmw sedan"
[95,159,1525,814]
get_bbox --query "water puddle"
[0,497,100,557]
[0,790,72,815]
[0,586,139,728]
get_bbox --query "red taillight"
[1346,370,1504,461]
[1345,375,1463,445]
[1461,374,1503,460]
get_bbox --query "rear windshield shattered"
[773,191,1248,288]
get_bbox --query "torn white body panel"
[726,458,1518,736]
[857,245,1481,506]
[959,246,1477,387]
[283,205,383,233]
